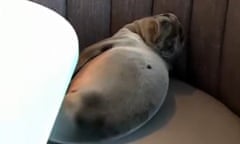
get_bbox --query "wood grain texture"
[111,0,152,34]
[67,0,111,50]
[189,0,228,96]
[220,0,240,116]
[31,0,66,16]
[153,0,192,80]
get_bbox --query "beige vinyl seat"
[124,80,240,144]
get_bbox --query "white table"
[0,1,78,144]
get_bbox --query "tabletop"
[0,1,78,144]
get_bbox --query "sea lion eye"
[164,40,174,53]
[160,20,171,28]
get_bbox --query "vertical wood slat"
[67,0,111,50]
[189,0,228,96]
[220,0,240,116]
[153,0,193,79]
[31,0,66,17]
[111,0,153,34]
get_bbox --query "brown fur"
[74,13,184,72]
[64,13,184,137]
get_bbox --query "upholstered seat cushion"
[117,80,240,144]
[49,80,240,144]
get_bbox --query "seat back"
[32,0,240,116]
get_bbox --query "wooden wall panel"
[153,0,192,79]
[189,0,228,96]
[31,0,66,16]
[111,0,152,34]
[220,0,240,116]
[67,0,111,50]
